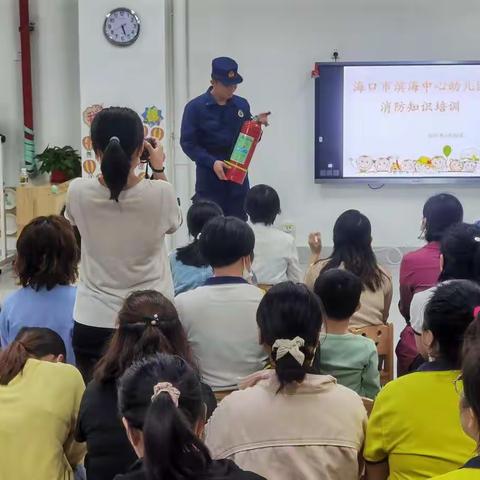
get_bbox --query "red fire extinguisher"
[225,119,263,185]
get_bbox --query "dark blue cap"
[211,57,243,85]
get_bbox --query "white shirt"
[65,178,182,329]
[175,278,268,390]
[410,285,437,333]
[250,223,302,285]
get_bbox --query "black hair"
[314,269,362,320]
[245,184,281,226]
[95,290,195,384]
[322,210,384,291]
[461,316,480,438]
[0,327,66,385]
[423,280,480,369]
[257,282,322,391]
[176,201,223,268]
[91,107,144,202]
[118,353,211,480]
[423,193,463,242]
[438,223,480,283]
[199,216,255,268]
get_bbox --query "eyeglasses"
[453,374,464,396]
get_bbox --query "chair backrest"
[214,390,235,402]
[349,323,394,386]
[361,396,374,416]
[258,284,273,293]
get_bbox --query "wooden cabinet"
[16,181,70,237]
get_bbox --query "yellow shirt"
[0,358,86,480]
[364,370,475,480]
[431,469,480,479]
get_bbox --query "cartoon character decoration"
[82,136,93,158]
[82,159,97,178]
[352,155,374,173]
[374,157,392,172]
[431,156,447,172]
[142,106,164,127]
[461,147,480,173]
[82,104,103,127]
[415,156,434,172]
[449,159,464,172]
[400,159,416,173]
[151,127,165,140]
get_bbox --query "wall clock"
[103,8,140,47]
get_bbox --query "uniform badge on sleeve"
[238,110,244,118]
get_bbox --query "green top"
[314,333,380,399]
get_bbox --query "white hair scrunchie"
[272,336,305,365]
[151,382,181,407]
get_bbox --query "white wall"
[2,0,480,247]
[0,0,79,185]
[186,0,480,247]
[78,0,168,176]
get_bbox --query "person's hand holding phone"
[143,139,165,171]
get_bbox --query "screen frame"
[314,60,480,184]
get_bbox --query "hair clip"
[109,136,120,144]
[150,313,159,326]
[151,382,180,406]
[272,336,306,365]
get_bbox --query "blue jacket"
[180,88,251,169]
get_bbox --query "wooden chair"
[258,284,273,293]
[214,390,235,403]
[361,397,374,416]
[349,323,394,386]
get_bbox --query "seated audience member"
[245,184,302,285]
[175,216,268,391]
[305,209,392,327]
[115,353,265,480]
[313,269,380,399]
[76,290,216,480]
[170,200,223,296]
[0,327,85,480]
[0,215,79,364]
[205,282,367,480]
[430,322,480,479]
[364,280,479,480]
[397,193,463,376]
[65,106,182,382]
[410,222,480,357]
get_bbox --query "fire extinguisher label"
[231,133,254,165]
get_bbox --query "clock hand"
[121,24,126,35]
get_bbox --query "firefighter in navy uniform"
[180,57,269,220]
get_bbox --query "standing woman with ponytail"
[0,327,85,480]
[115,353,264,480]
[205,282,367,480]
[76,290,216,480]
[169,200,223,296]
[65,107,182,381]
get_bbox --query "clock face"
[103,8,140,46]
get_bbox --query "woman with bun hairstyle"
[205,282,366,480]
[76,290,216,480]
[65,107,182,381]
[115,353,264,480]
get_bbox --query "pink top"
[399,242,441,320]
